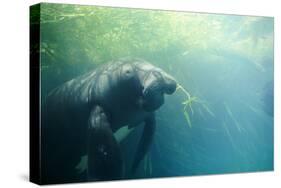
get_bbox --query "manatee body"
[41,58,177,183]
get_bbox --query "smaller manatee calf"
[42,58,177,183]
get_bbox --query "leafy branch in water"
[176,84,215,128]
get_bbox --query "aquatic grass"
[221,120,244,158]
[143,153,153,176]
[223,102,242,132]
[183,110,193,128]
[176,84,215,128]
[176,84,193,128]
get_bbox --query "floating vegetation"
[176,84,193,128]
[221,121,244,156]
[223,102,242,132]
[222,121,235,149]
[201,102,215,117]
[176,84,215,128]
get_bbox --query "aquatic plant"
[176,84,215,128]
[223,102,242,132]
[143,153,153,176]
[175,84,192,128]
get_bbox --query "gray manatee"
[41,58,177,183]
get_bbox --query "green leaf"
[183,110,192,128]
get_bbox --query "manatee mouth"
[139,70,177,112]
[140,83,165,112]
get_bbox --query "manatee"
[41,58,177,183]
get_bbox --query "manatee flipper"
[87,106,123,180]
[131,114,156,174]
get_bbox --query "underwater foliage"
[32,3,273,77]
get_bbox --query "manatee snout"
[163,77,177,95]
[142,70,177,112]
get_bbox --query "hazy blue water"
[38,4,274,180]
[123,48,273,178]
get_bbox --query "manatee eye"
[125,69,131,75]
[124,69,133,79]
[122,65,135,79]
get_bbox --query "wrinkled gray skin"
[42,58,177,183]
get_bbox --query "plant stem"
[176,84,191,101]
